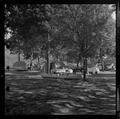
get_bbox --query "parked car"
[87,66,100,74]
[106,63,116,71]
[52,67,73,75]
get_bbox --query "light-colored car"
[87,66,100,74]
[53,68,73,74]
[107,63,116,70]
[96,63,102,71]
[64,68,73,73]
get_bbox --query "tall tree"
[50,4,115,79]
[5,4,51,69]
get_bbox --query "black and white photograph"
[4,4,116,115]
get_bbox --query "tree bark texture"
[83,57,87,80]
[18,52,20,62]
[46,33,50,74]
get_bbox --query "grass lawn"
[5,71,116,115]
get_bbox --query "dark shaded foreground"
[5,71,116,115]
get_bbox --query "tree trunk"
[30,60,32,71]
[83,57,87,80]
[46,33,49,74]
[101,57,104,71]
[46,49,49,73]
[77,53,81,68]
[38,56,39,63]
[30,53,33,71]
[100,48,104,71]
[18,41,21,62]
[102,60,104,71]
[86,58,88,74]
[18,52,20,62]
[77,61,79,68]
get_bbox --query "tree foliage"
[5,4,47,59]
[5,4,116,75]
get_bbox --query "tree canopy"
[5,4,116,76]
